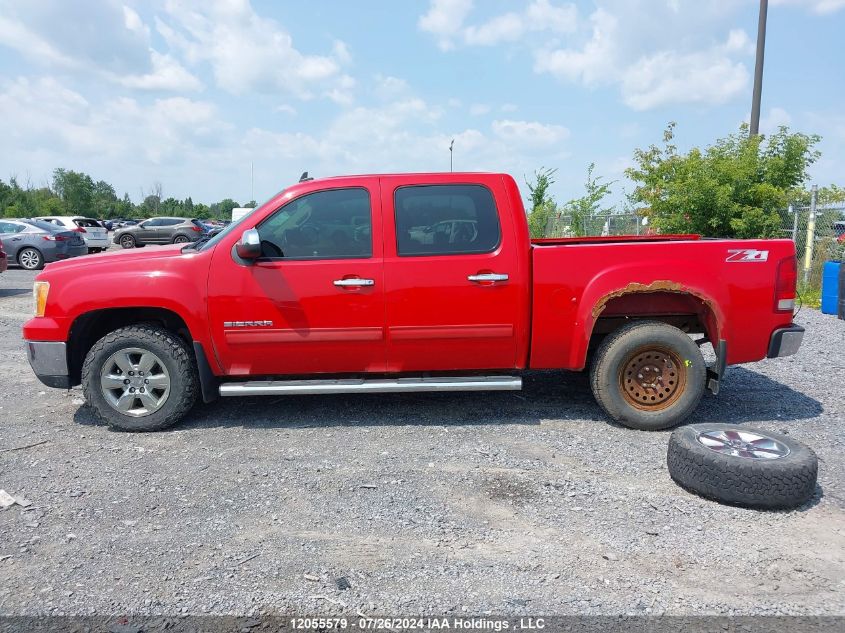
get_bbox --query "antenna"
[299,171,313,183]
[449,139,454,172]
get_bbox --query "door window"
[257,188,372,260]
[394,185,501,256]
[0,222,23,234]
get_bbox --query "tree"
[562,163,615,237]
[525,167,557,238]
[53,168,95,215]
[626,123,821,238]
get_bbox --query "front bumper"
[767,324,805,358]
[25,340,70,388]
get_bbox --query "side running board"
[219,375,522,397]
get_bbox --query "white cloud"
[772,0,845,14]
[534,6,752,110]
[0,0,201,92]
[418,0,474,50]
[157,0,351,101]
[469,103,491,116]
[492,119,570,147]
[759,107,793,134]
[0,76,226,167]
[534,8,618,85]
[621,46,748,110]
[421,0,576,48]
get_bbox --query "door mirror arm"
[235,228,262,262]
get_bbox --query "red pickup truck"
[23,173,803,432]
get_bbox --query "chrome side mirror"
[236,228,261,260]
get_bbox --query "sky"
[0,0,843,206]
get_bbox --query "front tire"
[82,325,198,431]
[590,320,706,430]
[119,235,136,249]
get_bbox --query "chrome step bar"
[219,375,522,397]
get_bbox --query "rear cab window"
[394,184,501,256]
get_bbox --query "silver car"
[0,219,87,270]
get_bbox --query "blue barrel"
[821,261,841,315]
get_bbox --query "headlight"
[33,281,50,317]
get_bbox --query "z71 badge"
[726,249,769,262]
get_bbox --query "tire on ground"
[667,423,818,509]
[82,325,198,431]
[120,235,136,249]
[590,320,706,431]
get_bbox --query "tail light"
[775,256,797,312]
[191,225,202,232]
[42,235,68,242]
[74,227,87,233]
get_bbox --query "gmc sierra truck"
[23,172,804,432]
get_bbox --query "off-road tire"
[82,325,198,431]
[667,423,818,509]
[119,234,136,249]
[590,320,706,430]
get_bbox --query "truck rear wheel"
[81,325,198,431]
[590,321,705,430]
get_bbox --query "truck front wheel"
[590,321,706,431]
[81,325,198,431]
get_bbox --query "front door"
[207,181,386,376]
[135,220,159,243]
[381,177,522,372]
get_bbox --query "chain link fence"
[535,193,844,294]
[780,200,845,289]
[544,212,643,238]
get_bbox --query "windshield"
[194,191,284,252]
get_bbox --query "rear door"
[207,179,387,376]
[381,176,523,372]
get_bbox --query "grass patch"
[798,284,821,309]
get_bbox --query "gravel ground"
[0,264,843,617]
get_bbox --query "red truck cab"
[23,172,803,432]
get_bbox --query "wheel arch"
[67,307,194,386]
[577,280,724,370]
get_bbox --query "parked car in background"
[0,238,7,274]
[35,216,110,253]
[0,219,86,269]
[113,217,210,248]
[101,220,114,231]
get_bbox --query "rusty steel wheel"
[590,320,705,431]
[619,346,687,411]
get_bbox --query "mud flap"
[706,339,727,395]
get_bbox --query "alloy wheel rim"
[696,429,790,459]
[20,250,39,269]
[121,236,134,247]
[100,347,170,417]
[619,346,687,410]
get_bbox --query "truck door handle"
[468,273,509,283]
[333,278,375,287]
